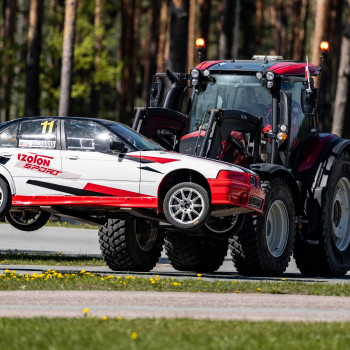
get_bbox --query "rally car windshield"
[189,74,273,132]
[107,122,163,151]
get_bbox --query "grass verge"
[0,318,349,350]
[0,251,105,266]
[0,269,350,295]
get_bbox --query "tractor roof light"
[203,69,210,77]
[195,38,205,49]
[320,41,329,53]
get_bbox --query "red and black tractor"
[133,40,350,277]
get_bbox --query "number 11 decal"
[41,120,55,134]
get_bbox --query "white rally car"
[0,117,264,271]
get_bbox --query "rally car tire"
[0,178,11,220]
[6,210,50,231]
[294,155,350,276]
[165,231,228,272]
[163,182,210,230]
[98,218,164,272]
[230,178,296,276]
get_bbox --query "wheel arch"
[0,167,15,194]
[157,168,211,212]
[251,164,302,215]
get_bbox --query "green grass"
[0,250,105,266]
[0,318,349,350]
[0,269,350,296]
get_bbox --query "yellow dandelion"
[236,290,240,293]
[282,278,286,281]
[257,288,261,292]
[197,277,202,280]
[102,316,108,321]
[131,332,138,340]
[83,308,90,315]
[197,273,202,277]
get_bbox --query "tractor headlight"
[190,69,200,78]
[191,78,199,86]
[266,81,274,89]
[266,71,275,80]
[256,72,263,80]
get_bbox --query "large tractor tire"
[230,177,296,276]
[165,231,228,272]
[6,210,50,231]
[98,218,164,272]
[163,182,210,230]
[294,155,350,276]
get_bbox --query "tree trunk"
[157,0,170,73]
[90,0,103,116]
[332,0,350,137]
[117,0,136,123]
[168,0,189,72]
[25,0,44,117]
[58,0,78,117]
[142,0,161,106]
[187,0,196,71]
[311,0,331,68]
[293,0,309,60]
[0,0,17,122]
[198,0,211,46]
[218,0,234,59]
[255,0,263,48]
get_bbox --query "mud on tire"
[98,218,164,272]
[165,231,228,272]
[230,177,296,276]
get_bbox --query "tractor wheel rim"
[265,199,289,258]
[135,224,158,252]
[332,177,350,251]
[169,187,204,225]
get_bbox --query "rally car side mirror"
[110,141,127,153]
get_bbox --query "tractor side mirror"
[301,87,317,115]
[110,141,127,153]
[150,80,165,107]
[280,90,292,130]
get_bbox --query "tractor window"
[189,74,273,132]
[281,82,307,152]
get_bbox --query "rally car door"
[0,118,63,195]
[60,119,141,197]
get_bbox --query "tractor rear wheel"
[98,218,164,271]
[165,231,228,272]
[294,155,350,276]
[230,177,296,276]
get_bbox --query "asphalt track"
[1,224,350,321]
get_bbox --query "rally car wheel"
[165,231,228,272]
[163,182,210,230]
[0,178,11,219]
[98,218,164,271]
[294,155,350,276]
[230,178,296,276]
[6,210,50,231]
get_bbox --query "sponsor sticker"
[19,139,56,148]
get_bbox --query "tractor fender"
[298,137,350,237]
[250,163,302,215]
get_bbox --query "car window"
[65,119,122,152]
[19,119,57,149]
[0,123,18,148]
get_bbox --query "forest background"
[1,0,350,137]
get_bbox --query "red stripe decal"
[129,155,180,164]
[83,183,143,197]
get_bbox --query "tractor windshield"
[189,74,273,132]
